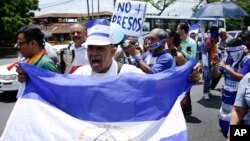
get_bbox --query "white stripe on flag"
[1,98,186,141]
[87,25,110,36]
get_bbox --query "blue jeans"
[203,66,211,94]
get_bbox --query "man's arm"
[124,45,152,74]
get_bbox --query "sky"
[35,0,206,17]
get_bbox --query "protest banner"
[111,0,147,37]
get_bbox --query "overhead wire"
[39,0,76,9]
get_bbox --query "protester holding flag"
[16,24,58,83]
[212,38,250,138]
[226,30,250,140]
[11,18,202,141]
[73,19,144,76]
[73,19,200,81]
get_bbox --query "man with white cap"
[73,19,144,76]
[74,19,201,83]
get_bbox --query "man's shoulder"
[188,37,197,45]
[73,65,92,75]
[39,55,55,64]
[36,55,58,72]
[157,52,173,61]
[120,64,144,74]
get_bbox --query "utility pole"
[92,0,94,19]
[98,0,100,18]
[87,0,90,20]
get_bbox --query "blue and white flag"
[213,18,219,27]
[184,19,191,27]
[188,21,200,35]
[1,60,196,141]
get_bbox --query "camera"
[122,37,138,48]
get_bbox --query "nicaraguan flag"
[188,21,200,35]
[184,19,191,27]
[1,60,196,141]
[213,18,219,27]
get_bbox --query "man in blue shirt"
[125,28,173,74]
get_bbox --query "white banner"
[111,0,147,37]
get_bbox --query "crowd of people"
[14,18,250,140]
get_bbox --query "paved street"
[187,79,225,141]
[0,58,226,140]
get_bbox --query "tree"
[0,0,39,46]
[143,0,176,15]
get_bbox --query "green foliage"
[226,18,245,31]
[142,0,176,15]
[0,0,39,46]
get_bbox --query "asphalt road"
[187,79,225,141]
[0,57,226,140]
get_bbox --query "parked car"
[227,30,242,39]
[0,63,20,92]
[0,44,68,92]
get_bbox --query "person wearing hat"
[73,19,200,82]
[124,28,173,74]
[73,19,144,76]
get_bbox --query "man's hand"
[124,44,140,56]
[16,64,27,83]
[189,62,201,82]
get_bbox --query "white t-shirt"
[73,59,144,77]
[69,43,89,66]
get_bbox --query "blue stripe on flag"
[88,32,110,38]
[86,19,110,29]
[188,21,200,35]
[160,130,188,141]
[19,59,196,122]
[221,89,237,105]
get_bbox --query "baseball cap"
[85,19,113,46]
